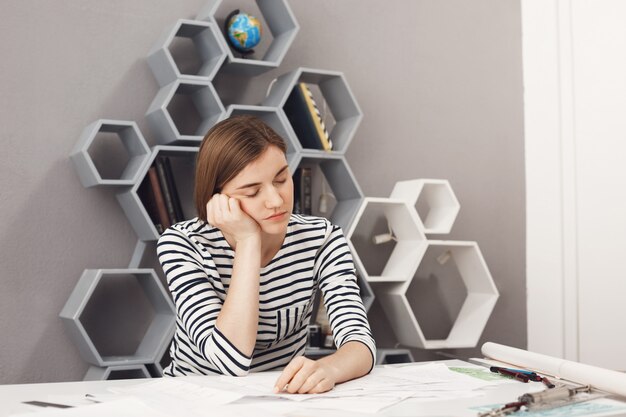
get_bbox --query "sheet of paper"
[13,398,176,417]
[108,378,243,413]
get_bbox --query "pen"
[541,376,556,388]
[492,367,530,383]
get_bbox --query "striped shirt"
[157,214,376,377]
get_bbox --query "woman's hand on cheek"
[206,193,260,244]
[273,356,337,394]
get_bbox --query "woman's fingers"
[274,356,306,393]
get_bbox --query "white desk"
[1,360,625,417]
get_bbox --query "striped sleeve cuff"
[339,335,377,373]
[204,326,253,376]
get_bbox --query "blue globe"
[227,12,262,52]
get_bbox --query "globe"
[226,12,262,52]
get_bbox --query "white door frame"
[522,0,579,360]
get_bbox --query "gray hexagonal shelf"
[263,67,362,154]
[84,364,151,381]
[225,104,302,172]
[375,240,498,349]
[391,179,460,234]
[297,151,363,231]
[117,145,199,241]
[71,120,150,188]
[147,19,227,86]
[197,0,299,76]
[60,268,175,367]
[347,197,427,283]
[376,348,414,365]
[146,79,225,145]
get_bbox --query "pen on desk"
[541,376,556,388]
[490,366,530,382]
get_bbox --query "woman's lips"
[265,211,287,220]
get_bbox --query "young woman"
[157,115,375,394]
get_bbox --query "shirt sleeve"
[157,227,252,376]
[315,222,377,371]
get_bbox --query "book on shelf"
[142,166,170,233]
[293,167,312,215]
[162,156,184,222]
[284,82,332,151]
[155,157,179,225]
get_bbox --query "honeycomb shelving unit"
[347,180,499,350]
[70,120,151,188]
[196,0,299,76]
[147,19,227,86]
[145,79,225,145]
[116,145,200,242]
[59,269,176,379]
[263,67,363,154]
[390,179,460,235]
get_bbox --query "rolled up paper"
[482,342,626,397]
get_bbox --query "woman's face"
[220,145,293,236]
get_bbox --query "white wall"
[524,0,626,369]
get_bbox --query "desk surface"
[1,360,625,417]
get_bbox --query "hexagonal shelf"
[196,0,299,76]
[263,67,362,154]
[59,268,175,367]
[117,145,199,241]
[296,151,363,231]
[146,79,225,145]
[375,240,498,349]
[390,179,460,234]
[225,104,302,172]
[347,197,427,283]
[376,348,414,365]
[84,364,151,381]
[147,19,227,86]
[71,120,150,188]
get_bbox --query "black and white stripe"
[157,214,376,377]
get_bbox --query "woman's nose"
[265,186,284,208]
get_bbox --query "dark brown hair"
[194,115,287,222]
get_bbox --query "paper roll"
[481,342,626,397]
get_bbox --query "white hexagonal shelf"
[225,104,302,172]
[59,268,175,367]
[117,145,199,241]
[146,79,225,145]
[84,364,151,381]
[263,67,362,154]
[71,120,150,188]
[197,0,299,76]
[347,197,427,283]
[296,151,363,231]
[390,179,460,234]
[147,19,227,86]
[375,240,498,349]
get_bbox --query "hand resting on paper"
[273,356,338,394]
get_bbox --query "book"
[284,82,332,151]
[293,167,312,215]
[146,166,170,232]
[155,157,177,225]
[300,83,332,151]
[162,157,184,222]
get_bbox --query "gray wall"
[0,0,525,383]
